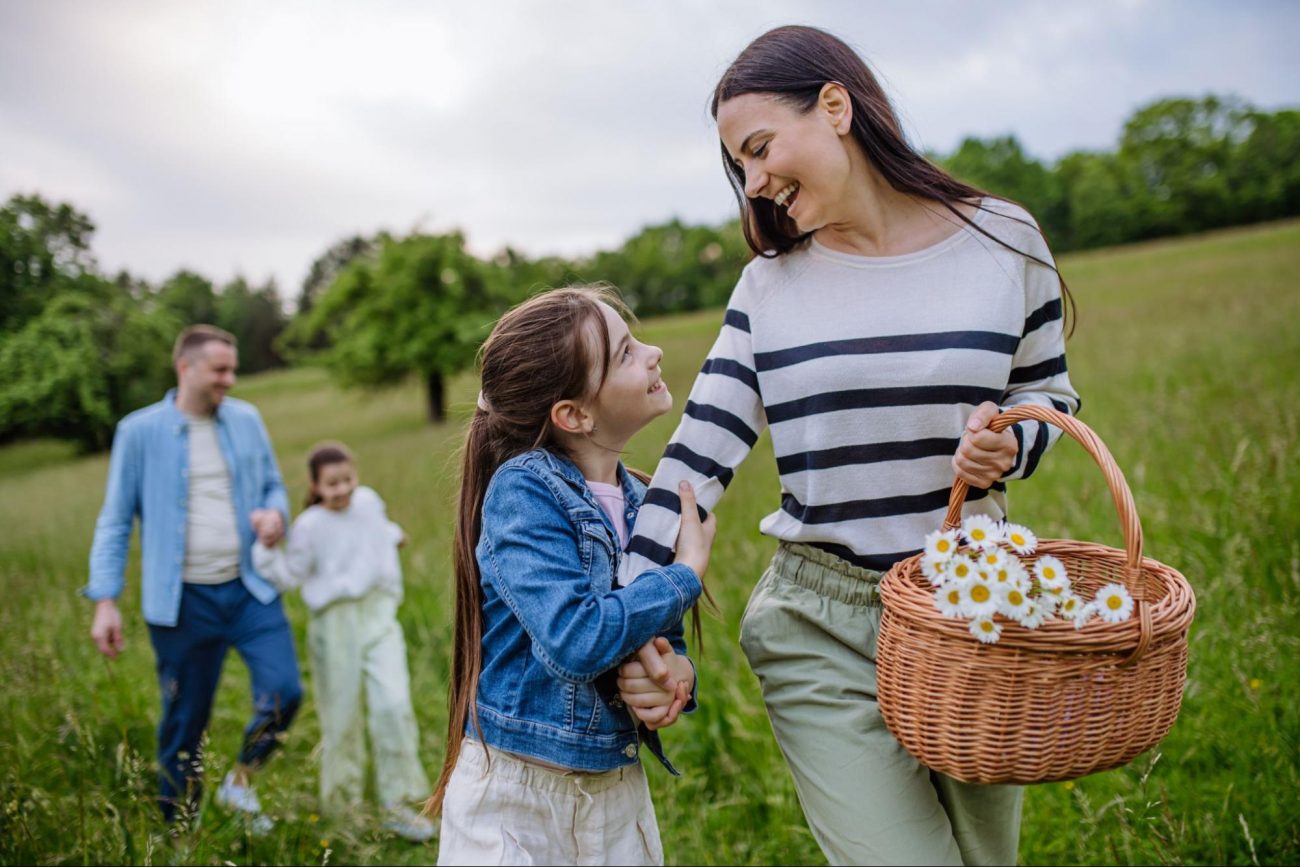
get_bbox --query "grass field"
[1,220,1297,866]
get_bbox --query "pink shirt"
[586,480,628,550]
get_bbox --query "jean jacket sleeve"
[481,466,702,684]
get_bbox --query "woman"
[618,25,1080,866]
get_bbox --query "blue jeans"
[147,579,302,820]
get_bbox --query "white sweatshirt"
[253,485,405,613]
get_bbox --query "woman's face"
[716,91,854,234]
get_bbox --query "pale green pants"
[307,590,429,813]
[739,544,1023,866]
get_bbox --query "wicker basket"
[877,406,1196,784]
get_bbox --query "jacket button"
[623,744,637,758]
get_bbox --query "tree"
[157,270,218,326]
[297,233,383,316]
[0,194,98,332]
[214,276,287,374]
[287,232,501,422]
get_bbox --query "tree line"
[2,94,1296,448]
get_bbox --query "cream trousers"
[437,740,663,866]
[307,590,429,811]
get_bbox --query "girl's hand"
[673,481,717,580]
[952,401,1018,489]
[618,637,695,731]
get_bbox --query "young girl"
[620,25,1082,867]
[253,443,435,843]
[430,286,716,866]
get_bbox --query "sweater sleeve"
[619,274,767,584]
[999,230,1082,482]
[252,515,316,593]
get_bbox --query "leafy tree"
[157,270,218,326]
[0,288,177,449]
[287,232,501,422]
[1229,109,1300,222]
[214,276,287,374]
[0,194,97,332]
[298,233,383,316]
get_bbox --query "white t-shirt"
[252,485,405,613]
[182,415,242,584]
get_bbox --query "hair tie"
[476,390,492,413]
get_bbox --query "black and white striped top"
[618,199,1081,583]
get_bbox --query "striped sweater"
[618,199,1081,583]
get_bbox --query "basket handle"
[942,405,1153,664]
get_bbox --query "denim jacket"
[472,448,701,774]
[84,390,289,626]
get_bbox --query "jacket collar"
[163,388,225,429]
[535,448,643,511]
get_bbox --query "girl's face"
[716,91,854,234]
[586,302,671,443]
[313,461,358,511]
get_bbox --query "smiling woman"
[619,24,1081,867]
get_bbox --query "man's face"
[178,341,237,412]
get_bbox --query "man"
[85,324,301,832]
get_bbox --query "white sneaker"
[382,803,437,843]
[215,773,274,836]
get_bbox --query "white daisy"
[1094,583,1135,623]
[924,529,961,563]
[1003,523,1038,555]
[934,582,966,618]
[1069,600,1095,629]
[1032,554,1069,588]
[960,576,999,619]
[1056,591,1084,619]
[997,582,1033,620]
[969,616,1002,644]
[1015,599,1048,629]
[945,554,978,584]
[961,514,1003,550]
[921,555,952,586]
[988,554,1028,587]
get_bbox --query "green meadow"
[1,220,1297,866]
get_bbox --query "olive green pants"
[739,543,1022,866]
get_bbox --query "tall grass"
[1,221,1297,865]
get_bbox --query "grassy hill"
[2,220,1297,865]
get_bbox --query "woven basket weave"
[877,406,1196,784]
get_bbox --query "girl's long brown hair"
[428,285,639,815]
[713,25,1074,334]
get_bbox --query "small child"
[253,442,435,842]
[429,285,716,866]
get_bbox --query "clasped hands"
[617,637,694,732]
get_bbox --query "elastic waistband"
[771,542,884,608]
[460,740,638,796]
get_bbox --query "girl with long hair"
[619,25,1082,866]
[430,285,716,866]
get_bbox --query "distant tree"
[297,234,383,316]
[287,232,501,422]
[0,194,98,332]
[1229,109,1300,222]
[0,287,177,449]
[941,136,1068,246]
[157,270,219,325]
[215,276,287,374]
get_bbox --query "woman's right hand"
[673,480,717,580]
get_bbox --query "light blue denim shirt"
[472,448,701,774]
[84,390,289,627]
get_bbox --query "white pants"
[307,590,429,812]
[437,740,664,866]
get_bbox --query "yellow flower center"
[1042,567,1056,580]
[971,585,990,604]
[947,590,960,604]
[1011,532,1025,546]
[971,529,985,541]
[937,539,951,553]
[1062,598,1075,611]
[1008,590,1024,605]
[1107,595,1123,610]
[954,563,969,578]
[980,621,994,633]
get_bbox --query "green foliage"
[285,232,504,420]
[941,136,1068,243]
[0,193,97,333]
[0,289,177,449]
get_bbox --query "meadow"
[1,220,1297,866]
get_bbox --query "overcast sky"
[2,0,1297,299]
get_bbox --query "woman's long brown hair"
[427,285,645,815]
[713,25,1074,334]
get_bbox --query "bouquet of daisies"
[924,514,1136,644]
